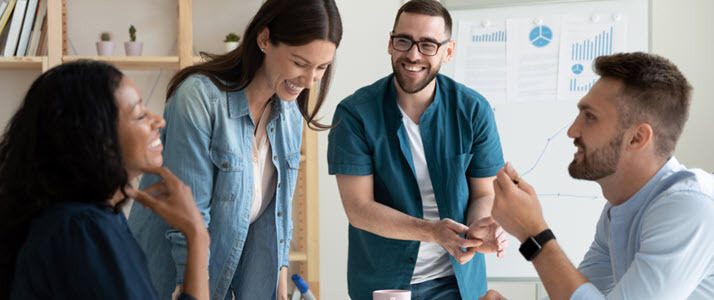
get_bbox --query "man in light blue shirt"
[483,52,714,300]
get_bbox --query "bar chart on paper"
[558,19,626,100]
[570,27,614,61]
[472,30,506,42]
[454,21,507,104]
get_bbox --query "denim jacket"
[128,74,302,299]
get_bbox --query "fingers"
[497,239,509,258]
[458,236,483,248]
[453,245,477,264]
[142,180,168,196]
[504,161,520,181]
[127,188,160,210]
[494,168,516,193]
[444,218,470,235]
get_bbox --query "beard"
[391,57,441,94]
[568,132,624,181]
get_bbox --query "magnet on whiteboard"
[481,20,491,28]
[533,18,543,25]
[590,15,600,23]
[612,13,622,21]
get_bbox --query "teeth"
[150,139,161,148]
[285,80,302,91]
[405,65,422,72]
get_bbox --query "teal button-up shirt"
[328,74,504,300]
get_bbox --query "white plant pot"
[224,41,239,53]
[124,41,143,56]
[96,41,114,56]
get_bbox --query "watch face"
[519,237,542,261]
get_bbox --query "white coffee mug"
[373,289,411,300]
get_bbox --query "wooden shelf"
[62,56,180,70]
[289,251,307,262]
[0,57,46,70]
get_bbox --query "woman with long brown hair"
[127,0,342,299]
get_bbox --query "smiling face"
[389,12,454,94]
[567,77,626,181]
[115,76,166,179]
[258,29,336,101]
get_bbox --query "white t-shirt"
[249,103,277,224]
[398,105,454,284]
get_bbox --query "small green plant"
[129,25,137,42]
[224,33,240,43]
[100,32,111,41]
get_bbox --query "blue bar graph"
[472,30,506,42]
[570,27,614,61]
[569,78,598,92]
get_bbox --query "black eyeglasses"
[390,34,450,56]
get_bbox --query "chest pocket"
[210,146,244,201]
[284,151,301,197]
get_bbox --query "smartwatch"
[519,229,555,261]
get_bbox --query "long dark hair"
[0,60,129,296]
[167,0,343,130]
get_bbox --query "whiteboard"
[440,0,649,278]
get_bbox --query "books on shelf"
[24,0,43,55]
[15,0,37,56]
[0,0,45,57]
[2,0,27,56]
[0,0,17,46]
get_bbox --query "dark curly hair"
[0,60,129,296]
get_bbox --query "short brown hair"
[594,52,692,157]
[393,0,453,39]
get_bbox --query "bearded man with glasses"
[328,0,508,299]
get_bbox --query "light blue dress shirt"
[128,74,303,299]
[570,157,714,299]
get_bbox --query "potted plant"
[124,25,143,56]
[96,32,114,56]
[224,33,240,53]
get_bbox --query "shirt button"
[409,258,415,264]
[273,156,278,161]
[222,161,227,168]
[277,211,283,216]
[252,157,257,162]
[278,183,281,188]
[280,239,284,243]
[270,128,274,133]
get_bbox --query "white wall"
[317,1,404,298]
[0,0,712,299]
[651,0,714,172]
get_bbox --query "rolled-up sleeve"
[328,101,373,176]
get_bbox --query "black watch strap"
[519,229,555,261]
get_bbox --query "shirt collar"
[227,89,287,120]
[385,74,442,129]
[610,156,681,218]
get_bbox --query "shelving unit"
[0,0,320,298]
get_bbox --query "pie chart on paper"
[529,25,552,47]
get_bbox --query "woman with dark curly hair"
[0,61,209,300]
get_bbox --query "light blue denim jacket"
[128,74,302,299]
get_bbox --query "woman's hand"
[129,167,209,300]
[277,266,288,300]
[128,167,206,239]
